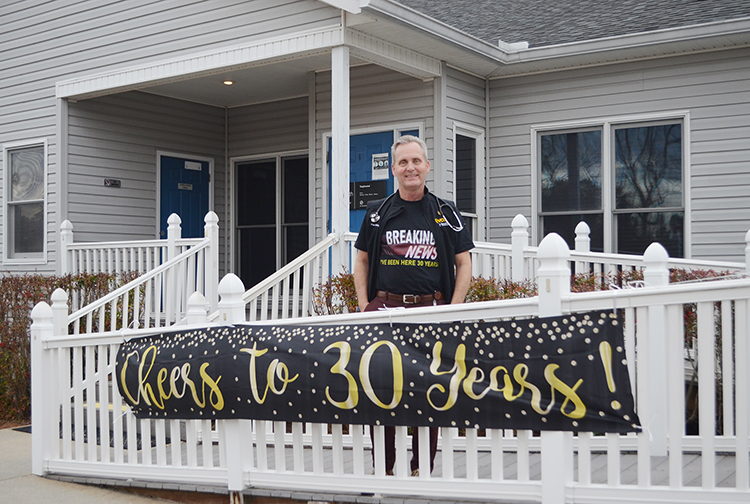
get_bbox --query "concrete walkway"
[0,426,170,503]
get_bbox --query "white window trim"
[3,139,48,265]
[530,111,691,255]
[452,122,486,241]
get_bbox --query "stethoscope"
[369,192,464,232]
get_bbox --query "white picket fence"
[31,232,750,504]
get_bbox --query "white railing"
[30,234,750,504]
[229,232,340,321]
[65,212,219,334]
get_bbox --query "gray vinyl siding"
[443,66,486,213]
[313,64,435,242]
[488,47,750,262]
[0,0,339,274]
[228,97,309,157]
[67,91,225,238]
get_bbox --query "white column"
[217,273,251,499]
[204,211,220,313]
[511,214,529,282]
[536,233,572,504]
[330,45,350,273]
[59,220,74,275]
[643,242,670,456]
[31,301,56,476]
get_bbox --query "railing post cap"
[204,211,219,224]
[745,229,750,243]
[31,301,53,321]
[575,221,590,235]
[218,273,246,296]
[537,232,570,259]
[50,288,68,303]
[168,213,182,226]
[60,220,73,231]
[511,214,529,230]
[643,242,669,263]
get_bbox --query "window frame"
[452,122,486,241]
[531,112,691,256]
[3,139,48,264]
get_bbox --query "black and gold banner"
[116,310,640,433]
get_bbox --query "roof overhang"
[56,0,750,106]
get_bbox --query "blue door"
[160,155,210,239]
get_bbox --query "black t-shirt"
[375,198,442,295]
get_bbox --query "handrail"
[67,237,210,324]
[239,232,339,304]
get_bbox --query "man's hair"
[391,135,429,162]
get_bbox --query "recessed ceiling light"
[223,80,234,86]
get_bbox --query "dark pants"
[370,425,439,473]
[364,295,444,473]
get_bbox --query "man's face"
[392,141,430,194]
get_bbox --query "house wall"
[489,46,750,261]
[0,0,340,274]
[313,64,435,242]
[66,92,225,241]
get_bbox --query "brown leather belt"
[376,290,444,305]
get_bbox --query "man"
[353,135,474,475]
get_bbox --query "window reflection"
[541,130,601,212]
[615,124,682,210]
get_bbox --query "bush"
[310,269,358,315]
[0,272,137,424]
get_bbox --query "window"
[235,154,308,288]
[538,119,684,257]
[4,142,46,261]
[454,125,485,240]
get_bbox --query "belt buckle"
[402,294,418,304]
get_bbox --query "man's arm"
[450,250,472,304]
[354,249,370,312]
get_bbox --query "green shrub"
[0,272,137,424]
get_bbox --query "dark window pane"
[284,224,308,264]
[456,134,476,214]
[12,202,44,254]
[237,160,275,226]
[616,211,684,257]
[238,227,276,288]
[542,213,604,253]
[615,124,682,209]
[541,131,601,212]
[283,157,308,224]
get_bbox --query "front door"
[235,155,309,289]
[159,154,211,238]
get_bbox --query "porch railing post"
[30,301,56,476]
[511,214,529,282]
[60,219,74,275]
[536,233,573,504]
[51,288,69,336]
[204,211,220,313]
[574,221,590,275]
[166,214,182,323]
[217,274,251,501]
[745,229,750,272]
[643,242,670,457]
